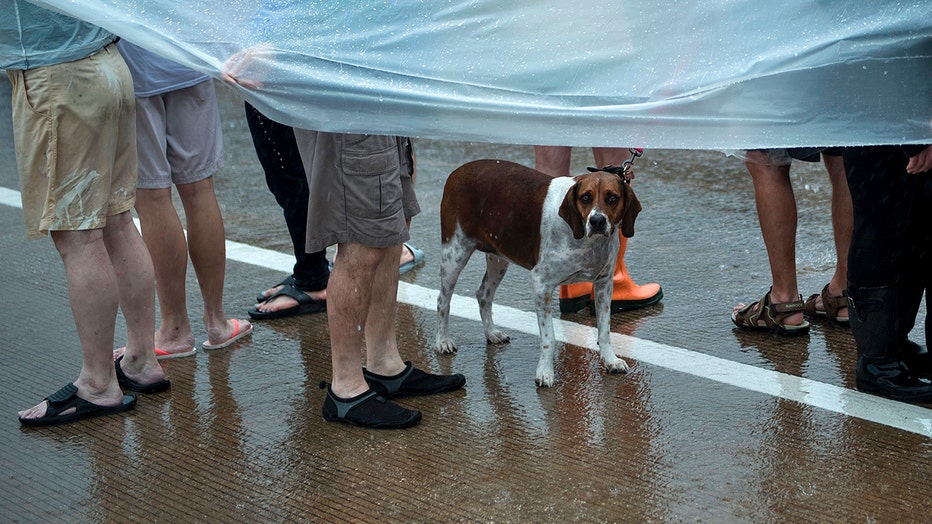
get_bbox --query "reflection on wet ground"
[1,82,929,522]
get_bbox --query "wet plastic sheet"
[31,0,932,149]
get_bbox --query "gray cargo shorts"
[294,130,419,253]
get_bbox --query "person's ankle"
[305,288,326,301]
[364,360,406,378]
[74,377,124,404]
[154,330,195,351]
[399,250,414,266]
[329,381,370,400]
[769,287,800,305]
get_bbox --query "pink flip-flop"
[113,346,196,360]
[155,347,197,360]
[202,319,253,351]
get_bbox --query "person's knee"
[336,243,389,273]
[534,145,572,176]
[106,210,135,227]
[100,211,139,244]
[134,188,175,215]
[176,177,219,206]
[50,228,104,257]
[746,161,789,180]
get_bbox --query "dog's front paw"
[535,368,555,387]
[435,338,458,354]
[604,355,630,374]
[485,329,511,345]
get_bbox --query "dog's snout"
[588,213,608,237]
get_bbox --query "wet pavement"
[1,80,930,523]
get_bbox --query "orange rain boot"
[559,234,663,314]
[606,233,663,313]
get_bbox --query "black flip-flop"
[115,356,171,394]
[248,284,326,320]
[19,383,136,427]
[256,275,297,303]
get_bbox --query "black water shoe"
[363,361,466,398]
[320,382,421,429]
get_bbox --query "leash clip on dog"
[586,147,643,184]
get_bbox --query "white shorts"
[134,79,224,189]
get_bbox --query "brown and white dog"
[435,159,641,386]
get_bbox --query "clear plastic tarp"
[31,0,932,149]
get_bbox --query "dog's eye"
[580,194,592,204]
[606,194,619,205]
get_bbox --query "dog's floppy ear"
[559,181,587,239]
[620,182,642,238]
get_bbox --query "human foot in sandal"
[203,318,254,350]
[248,284,327,320]
[256,275,297,303]
[803,283,850,326]
[732,287,810,336]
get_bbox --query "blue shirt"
[0,1,115,70]
[116,40,208,97]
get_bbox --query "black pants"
[844,146,931,344]
[244,102,329,292]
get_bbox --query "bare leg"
[534,145,572,177]
[364,243,406,374]
[135,187,196,352]
[19,212,160,419]
[327,242,396,398]
[741,156,804,326]
[824,154,851,315]
[176,177,250,345]
[591,147,628,170]
[102,211,164,383]
[43,230,122,407]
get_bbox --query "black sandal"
[248,284,326,320]
[19,383,136,427]
[255,275,297,303]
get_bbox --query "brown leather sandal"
[732,288,810,336]
[803,283,850,326]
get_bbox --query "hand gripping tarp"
[32,0,932,149]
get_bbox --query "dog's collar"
[586,148,642,184]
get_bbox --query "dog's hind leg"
[592,276,629,374]
[436,230,475,354]
[478,253,510,344]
